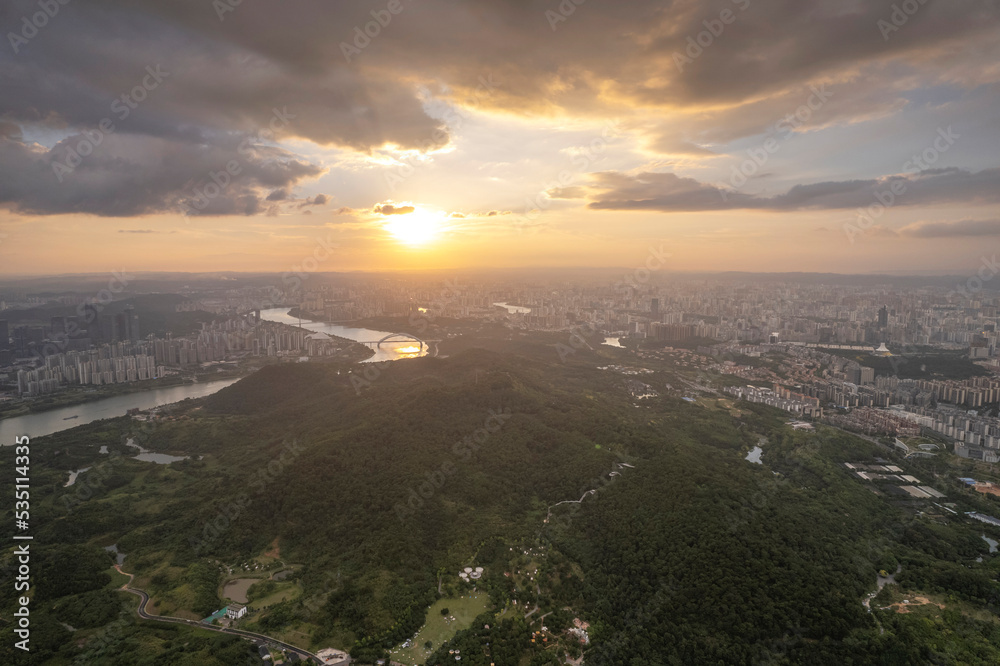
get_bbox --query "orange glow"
[383,209,444,246]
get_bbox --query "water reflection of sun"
[395,345,422,356]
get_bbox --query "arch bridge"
[359,333,426,350]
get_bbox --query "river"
[494,302,531,314]
[2,309,425,442]
[0,378,240,443]
[258,308,428,363]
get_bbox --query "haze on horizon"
[1,0,998,276]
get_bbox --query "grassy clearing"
[250,580,301,607]
[389,594,490,665]
[876,585,1000,624]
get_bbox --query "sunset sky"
[1,0,998,276]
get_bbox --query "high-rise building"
[114,307,139,342]
[877,305,888,327]
[98,314,115,343]
[50,316,66,336]
[650,298,660,316]
[119,305,139,342]
[80,303,100,335]
[0,320,8,349]
[128,306,140,342]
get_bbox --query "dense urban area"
[6,272,1000,665]
[5,274,1000,462]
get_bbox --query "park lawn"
[389,594,490,665]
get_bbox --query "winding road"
[114,565,327,663]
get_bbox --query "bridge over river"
[355,332,437,350]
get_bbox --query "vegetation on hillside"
[3,332,1000,663]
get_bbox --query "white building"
[226,604,247,620]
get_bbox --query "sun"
[384,209,443,246]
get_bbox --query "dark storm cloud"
[0,130,324,217]
[0,1,447,149]
[0,0,996,217]
[582,167,1000,212]
[5,0,994,134]
[637,0,996,105]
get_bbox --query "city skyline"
[8,3,1000,663]
[1,1,999,275]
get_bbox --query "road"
[822,422,894,452]
[114,565,328,663]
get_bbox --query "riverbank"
[259,308,427,363]
[286,307,322,322]
[280,308,376,361]
[0,369,248,420]
[0,376,242,442]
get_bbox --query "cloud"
[647,136,718,156]
[0,129,324,217]
[0,0,996,220]
[0,2,449,152]
[373,203,415,216]
[898,218,1000,238]
[583,172,757,211]
[583,168,1000,212]
[547,186,589,200]
[295,193,329,209]
[0,122,22,140]
[118,229,156,233]
[443,209,512,219]
[3,1,994,147]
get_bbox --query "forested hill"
[180,347,639,651]
[7,339,1000,664]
